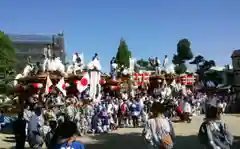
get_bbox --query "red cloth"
[176,106,184,114]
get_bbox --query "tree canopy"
[190,54,216,80]
[198,60,216,71]
[0,31,16,65]
[134,59,155,72]
[174,63,187,74]
[0,31,16,81]
[172,39,193,74]
[177,39,193,60]
[189,55,204,69]
[136,59,149,68]
[116,39,131,68]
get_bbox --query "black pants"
[132,116,138,127]
[15,135,26,149]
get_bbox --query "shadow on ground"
[2,136,15,143]
[233,136,240,149]
[85,130,240,149]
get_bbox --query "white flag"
[45,75,53,94]
[56,77,66,96]
[77,72,89,93]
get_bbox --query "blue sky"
[1,0,240,72]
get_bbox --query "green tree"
[116,39,131,68]
[199,60,216,71]
[134,59,153,72]
[196,58,216,81]
[136,59,149,68]
[189,55,205,69]
[177,39,193,60]
[172,54,184,65]
[0,31,16,64]
[0,31,16,80]
[174,63,187,74]
[172,39,193,74]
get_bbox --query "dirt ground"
[0,115,240,149]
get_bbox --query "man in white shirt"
[163,55,168,69]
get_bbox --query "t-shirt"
[28,114,44,133]
[54,141,85,149]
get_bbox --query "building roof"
[231,49,240,58]
[7,34,53,43]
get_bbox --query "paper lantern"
[138,73,143,79]
[143,72,149,81]
[99,79,106,85]
[133,73,138,80]
[32,83,43,88]
[181,75,194,85]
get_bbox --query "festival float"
[2,51,199,115]
[2,52,108,114]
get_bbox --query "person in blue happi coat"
[130,99,142,127]
[53,121,85,149]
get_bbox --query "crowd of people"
[8,86,234,149]
[0,77,233,149]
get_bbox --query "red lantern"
[99,79,106,85]
[32,83,43,88]
[138,73,143,79]
[133,73,138,80]
[143,72,149,81]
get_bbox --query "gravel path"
[0,115,240,149]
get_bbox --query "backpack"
[198,121,233,149]
[152,118,174,149]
